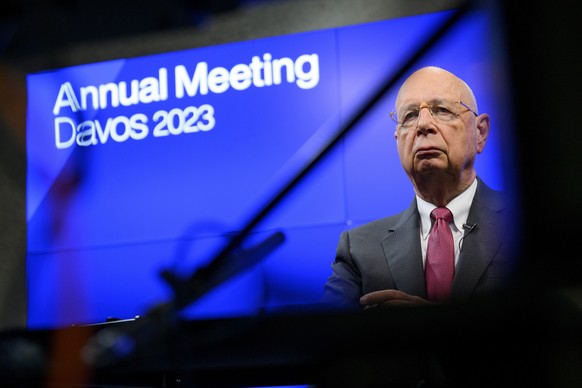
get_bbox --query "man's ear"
[475,113,490,153]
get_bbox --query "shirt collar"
[417,178,478,239]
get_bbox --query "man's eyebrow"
[399,98,454,110]
[398,103,419,112]
[431,98,456,105]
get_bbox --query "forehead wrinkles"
[395,71,469,111]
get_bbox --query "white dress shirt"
[416,178,478,269]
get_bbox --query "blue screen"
[26,8,508,328]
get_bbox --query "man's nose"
[416,106,436,134]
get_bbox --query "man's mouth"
[415,147,442,158]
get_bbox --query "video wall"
[26,7,507,328]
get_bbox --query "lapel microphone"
[462,223,477,234]
[459,223,477,250]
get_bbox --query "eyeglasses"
[389,100,478,129]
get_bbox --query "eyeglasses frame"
[389,100,478,128]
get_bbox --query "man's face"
[393,69,488,183]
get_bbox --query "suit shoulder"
[348,210,410,237]
[475,177,510,211]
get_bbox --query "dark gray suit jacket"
[322,178,519,309]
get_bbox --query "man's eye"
[433,106,456,118]
[433,106,452,114]
[402,111,419,123]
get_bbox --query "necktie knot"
[431,207,453,223]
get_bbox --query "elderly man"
[323,66,518,309]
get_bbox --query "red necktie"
[425,207,454,302]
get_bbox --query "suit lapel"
[451,180,504,302]
[381,201,426,297]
